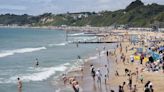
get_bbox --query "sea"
[0,28,116,92]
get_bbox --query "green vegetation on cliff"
[0,0,164,27]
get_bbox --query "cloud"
[97,0,110,3]
[0,0,163,15]
[0,5,27,10]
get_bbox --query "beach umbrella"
[152,52,160,61]
[146,49,160,61]
[146,49,153,55]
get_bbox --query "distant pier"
[72,41,118,44]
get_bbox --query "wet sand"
[81,52,117,92]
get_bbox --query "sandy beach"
[62,29,164,92]
[107,30,164,92]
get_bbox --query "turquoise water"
[0,28,115,92]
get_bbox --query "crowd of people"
[114,40,163,92]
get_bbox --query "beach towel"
[134,56,140,60]
[129,49,137,54]
[143,57,149,62]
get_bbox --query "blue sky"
[0,0,163,15]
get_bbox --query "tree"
[126,0,144,11]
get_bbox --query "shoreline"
[0,25,164,32]
[0,26,163,92]
[54,42,117,92]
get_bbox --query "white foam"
[0,47,46,58]
[68,33,84,36]
[21,66,67,82]
[0,65,67,84]
[63,63,70,66]
[48,42,67,47]
[0,52,14,58]
[100,50,106,56]
[87,56,98,60]
[73,36,97,42]
[48,40,74,47]
[55,88,61,92]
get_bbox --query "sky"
[0,0,163,15]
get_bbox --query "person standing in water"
[17,77,22,92]
[35,58,39,67]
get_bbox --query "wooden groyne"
[72,41,118,44]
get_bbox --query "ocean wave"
[63,63,70,66]
[68,33,84,36]
[0,47,46,58]
[0,65,67,84]
[20,66,67,82]
[87,56,98,60]
[55,88,61,92]
[72,36,97,42]
[48,42,67,47]
[48,41,73,47]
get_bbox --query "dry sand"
[107,30,164,92]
